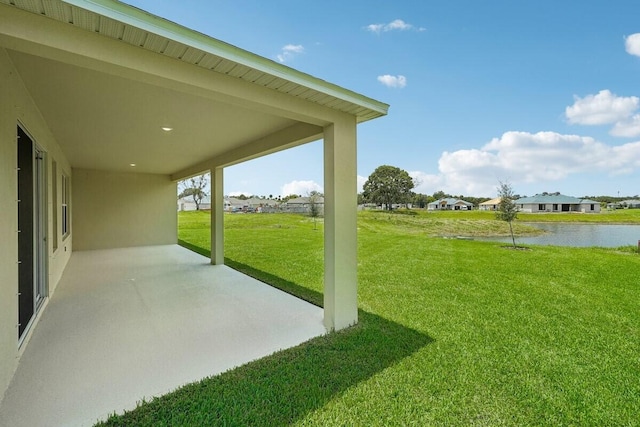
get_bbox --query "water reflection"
[480,223,640,247]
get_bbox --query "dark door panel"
[17,126,34,339]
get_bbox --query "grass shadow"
[177,239,210,258]
[96,246,433,426]
[178,239,323,306]
[225,258,324,308]
[98,310,431,426]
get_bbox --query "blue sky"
[127,0,640,198]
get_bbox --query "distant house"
[609,199,640,209]
[224,197,251,212]
[178,196,211,211]
[479,197,501,211]
[224,197,281,212]
[246,197,280,209]
[514,194,601,213]
[284,196,325,214]
[224,197,244,211]
[427,198,474,211]
[245,197,264,208]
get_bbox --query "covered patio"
[0,0,388,418]
[0,245,325,426]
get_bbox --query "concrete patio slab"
[0,245,325,426]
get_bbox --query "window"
[52,160,58,251]
[62,173,69,238]
[538,204,546,211]
[553,204,558,211]
[590,204,595,211]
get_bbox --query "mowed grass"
[99,210,640,426]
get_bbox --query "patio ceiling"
[8,50,297,175]
[0,0,389,176]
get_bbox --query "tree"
[178,173,209,210]
[462,196,486,208]
[496,181,518,248]
[362,165,415,210]
[413,193,431,209]
[432,190,450,200]
[308,190,323,229]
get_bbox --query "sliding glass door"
[17,125,47,343]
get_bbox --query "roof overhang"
[0,0,388,177]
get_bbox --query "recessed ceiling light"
[130,163,136,167]
[161,126,173,132]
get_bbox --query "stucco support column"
[210,166,224,265]
[323,117,358,331]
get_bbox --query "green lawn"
[98,210,640,426]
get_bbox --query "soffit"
[1,0,388,122]
[9,49,297,174]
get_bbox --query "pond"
[479,223,640,248]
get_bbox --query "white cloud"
[625,33,640,57]
[565,90,640,137]
[377,74,407,88]
[366,19,425,34]
[228,191,252,197]
[386,19,413,31]
[412,131,640,196]
[280,180,322,196]
[357,175,368,193]
[608,140,640,174]
[611,114,640,137]
[565,90,639,125]
[409,171,443,194]
[277,44,304,63]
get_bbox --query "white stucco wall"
[520,202,601,214]
[580,203,601,213]
[0,48,72,400]
[72,169,177,251]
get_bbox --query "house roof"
[286,196,325,205]
[0,0,388,176]
[225,197,246,206]
[245,197,278,206]
[428,198,473,206]
[515,194,597,204]
[3,0,388,122]
[480,197,501,205]
[179,196,211,204]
